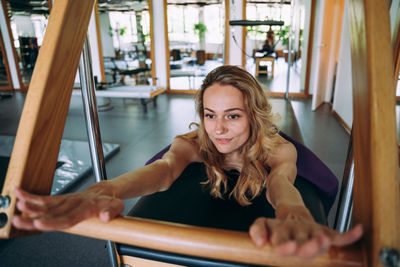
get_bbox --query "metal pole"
[285,0,294,100]
[79,38,107,183]
[78,36,119,267]
[334,130,354,232]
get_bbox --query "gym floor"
[0,92,350,266]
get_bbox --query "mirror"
[4,0,50,87]
[167,0,225,91]
[97,0,153,87]
[245,0,307,95]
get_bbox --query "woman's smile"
[216,138,232,144]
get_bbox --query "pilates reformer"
[72,85,166,113]
[0,0,399,267]
[114,132,337,266]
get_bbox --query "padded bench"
[72,85,166,113]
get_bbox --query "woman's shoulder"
[266,134,297,166]
[170,130,202,163]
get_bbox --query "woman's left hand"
[248,205,363,259]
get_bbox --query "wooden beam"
[304,0,316,96]
[148,0,157,86]
[64,216,364,267]
[94,4,106,84]
[241,0,247,68]
[348,0,400,265]
[1,0,24,90]
[164,0,171,92]
[0,23,12,91]
[224,0,230,65]
[394,18,400,85]
[0,0,96,238]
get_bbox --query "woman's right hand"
[12,184,124,231]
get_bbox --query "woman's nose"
[215,119,226,134]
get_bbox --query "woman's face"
[203,83,251,156]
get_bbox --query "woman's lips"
[216,138,232,144]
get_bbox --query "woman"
[13,65,362,259]
[258,29,275,57]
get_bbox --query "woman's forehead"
[203,84,245,110]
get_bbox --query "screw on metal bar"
[0,213,8,228]
[0,196,10,209]
[380,247,400,267]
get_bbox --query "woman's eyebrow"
[224,108,244,113]
[204,107,244,113]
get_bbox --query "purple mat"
[145,132,338,214]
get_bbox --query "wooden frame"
[0,24,12,91]
[164,0,171,92]
[394,21,400,94]
[94,4,106,83]
[0,0,24,90]
[241,0,247,68]
[304,0,316,96]
[148,0,156,86]
[0,0,399,265]
[224,0,230,65]
[392,0,400,87]
[63,216,364,267]
[348,0,400,265]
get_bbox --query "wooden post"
[63,216,364,267]
[163,0,171,92]
[0,0,96,238]
[148,0,157,86]
[224,0,230,65]
[94,4,106,84]
[241,0,247,68]
[348,0,400,265]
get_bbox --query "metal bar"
[78,36,119,267]
[78,37,107,183]
[334,131,354,233]
[285,0,294,100]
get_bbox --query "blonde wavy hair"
[180,65,279,206]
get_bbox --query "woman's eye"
[205,114,215,119]
[228,114,240,119]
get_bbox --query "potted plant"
[194,22,207,50]
[277,25,290,48]
[276,25,290,60]
[193,22,207,65]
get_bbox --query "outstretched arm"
[249,136,363,259]
[12,137,200,231]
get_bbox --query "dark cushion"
[129,162,326,229]
[117,132,331,265]
[145,132,338,214]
